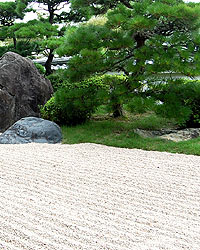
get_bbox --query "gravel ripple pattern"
[0,143,200,249]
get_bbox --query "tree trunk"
[110,91,123,118]
[112,103,123,118]
[13,36,17,49]
[45,49,54,76]
[48,4,54,25]
[132,34,146,78]
[49,11,54,24]
[125,34,147,90]
[44,5,55,75]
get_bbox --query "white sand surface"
[0,143,200,249]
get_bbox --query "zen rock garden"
[0,51,199,144]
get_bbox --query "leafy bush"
[41,73,128,125]
[100,74,128,117]
[126,96,156,114]
[153,79,200,127]
[55,88,99,125]
[47,71,128,115]
[40,96,63,124]
[47,69,66,91]
[40,76,103,125]
[34,63,45,75]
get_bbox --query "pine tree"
[58,0,200,85]
[16,0,72,75]
[0,1,24,49]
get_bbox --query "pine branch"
[102,52,134,74]
[120,0,133,9]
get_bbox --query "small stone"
[0,117,62,144]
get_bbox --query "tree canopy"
[0,2,23,27]
[14,0,71,74]
[57,0,200,85]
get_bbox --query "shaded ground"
[0,143,199,249]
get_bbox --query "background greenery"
[2,0,200,155]
[61,110,200,156]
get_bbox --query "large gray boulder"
[0,117,62,144]
[0,52,53,132]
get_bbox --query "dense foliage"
[47,69,67,91]
[34,62,45,74]
[0,2,22,27]
[41,76,102,125]
[41,74,128,124]
[2,0,200,128]
[150,79,200,127]
[58,0,200,84]
[54,0,200,126]
[0,0,82,75]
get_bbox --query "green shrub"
[55,88,99,125]
[40,96,63,124]
[34,63,45,75]
[153,79,200,127]
[47,72,128,117]
[47,69,66,91]
[100,74,128,117]
[126,96,156,114]
[40,76,105,125]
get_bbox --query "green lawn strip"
[61,119,200,156]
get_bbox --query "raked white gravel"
[0,143,199,250]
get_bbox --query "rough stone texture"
[134,128,178,138]
[0,117,62,144]
[134,128,200,142]
[0,52,53,132]
[159,128,200,142]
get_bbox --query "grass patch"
[61,111,200,156]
